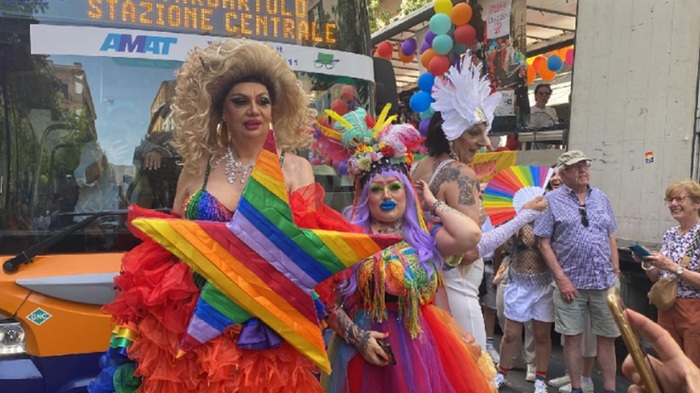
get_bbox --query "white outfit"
[438,207,541,347]
[504,282,554,323]
[438,259,487,348]
[497,267,536,367]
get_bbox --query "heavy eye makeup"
[369,182,403,193]
[387,181,403,191]
[229,95,271,106]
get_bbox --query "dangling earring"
[216,121,226,147]
[448,141,458,160]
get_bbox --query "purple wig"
[340,169,444,297]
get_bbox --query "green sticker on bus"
[27,308,52,326]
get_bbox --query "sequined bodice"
[183,162,234,222]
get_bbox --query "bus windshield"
[0,0,374,255]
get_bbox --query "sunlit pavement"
[493,334,632,393]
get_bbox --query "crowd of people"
[85,38,700,393]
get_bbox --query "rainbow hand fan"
[482,165,554,226]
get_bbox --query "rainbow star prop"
[132,132,400,373]
[482,165,553,226]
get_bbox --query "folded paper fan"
[482,165,553,226]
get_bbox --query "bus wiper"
[2,209,169,273]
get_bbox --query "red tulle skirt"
[323,304,496,393]
[101,186,356,393]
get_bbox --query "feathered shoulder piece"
[431,53,502,141]
[316,105,424,183]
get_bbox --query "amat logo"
[100,34,177,55]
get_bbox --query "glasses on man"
[537,91,552,96]
[579,204,589,227]
[664,195,690,205]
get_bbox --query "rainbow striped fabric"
[132,132,399,373]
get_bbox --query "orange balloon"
[538,67,556,81]
[532,56,547,73]
[398,51,415,63]
[526,65,535,84]
[557,47,570,59]
[421,48,437,69]
[450,3,472,25]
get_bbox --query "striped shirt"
[533,184,617,290]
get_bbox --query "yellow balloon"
[434,0,453,15]
[526,56,535,65]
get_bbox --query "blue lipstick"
[380,201,397,211]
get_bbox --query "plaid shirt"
[533,184,617,290]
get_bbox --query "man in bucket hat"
[534,150,621,393]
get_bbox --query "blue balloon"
[417,73,435,92]
[410,91,432,113]
[432,34,453,55]
[429,14,452,35]
[547,55,563,72]
[453,43,467,55]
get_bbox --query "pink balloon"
[341,85,355,101]
[565,49,574,67]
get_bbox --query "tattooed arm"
[428,161,481,223]
[326,304,390,366]
[428,161,481,261]
[416,180,481,256]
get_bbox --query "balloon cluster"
[374,38,419,64]
[408,0,474,135]
[329,84,356,117]
[525,46,574,84]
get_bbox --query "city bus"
[0,0,381,391]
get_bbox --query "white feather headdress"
[431,55,502,141]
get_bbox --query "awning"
[371,0,578,93]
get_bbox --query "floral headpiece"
[431,54,502,140]
[316,105,424,184]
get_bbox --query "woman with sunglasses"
[640,180,700,367]
[529,83,558,131]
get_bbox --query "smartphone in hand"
[607,288,661,393]
[377,338,397,366]
[629,243,653,260]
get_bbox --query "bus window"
[0,0,377,256]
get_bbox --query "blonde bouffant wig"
[172,39,313,174]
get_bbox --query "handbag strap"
[681,230,700,268]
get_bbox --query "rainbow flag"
[132,132,399,373]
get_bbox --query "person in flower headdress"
[316,106,497,393]
[89,39,358,393]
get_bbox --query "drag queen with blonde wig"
[89,39,352,393]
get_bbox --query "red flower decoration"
[380,145,396,158]
[365,113,376,129]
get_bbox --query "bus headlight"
[0,321,26,356]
